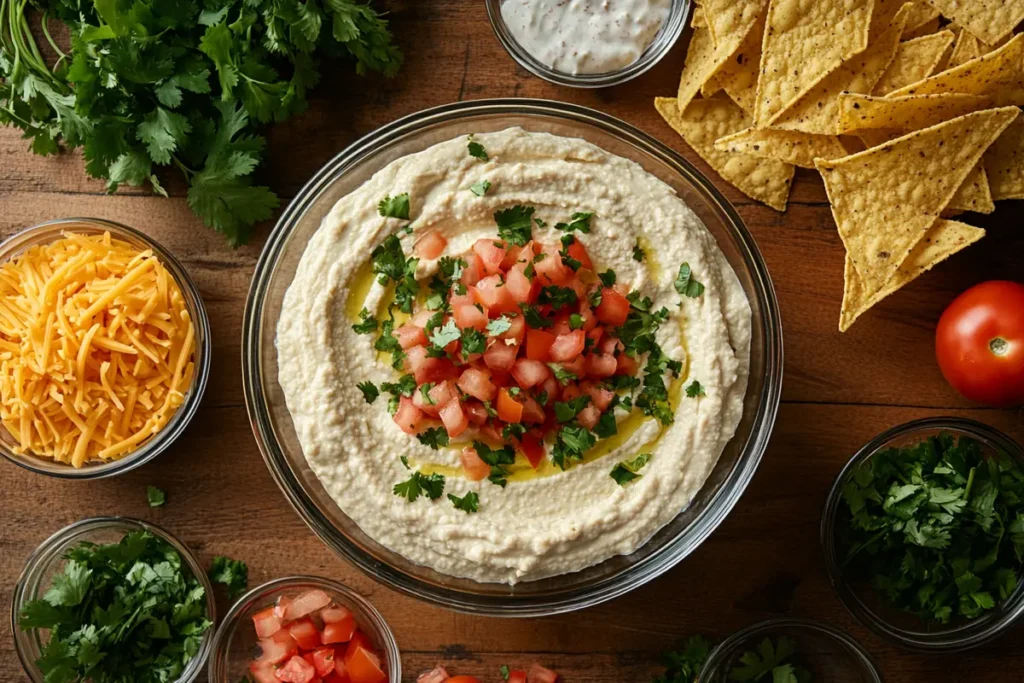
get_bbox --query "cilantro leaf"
[460,328,487,356]
[357,381,379,404]
[494,205,535,247]
[594,411,618,439]
[538,286,578,311]
[470,179,492,196]
[209,556,248,599]
[551,424,596,470]
[653,636,711,683]
[598,269,617,287]
[674,263,705,298]
[547,363,578,385]
[554,395,590,423]
[554,211,593,233]
[146,486,166,508]
[610,453,650,485]
[417,427,450,450]
[136,107,191,165]
[393,471,446,502]
[487,316,513,336]
[685,380,705,398]
[519,303,553,329]
[429,319,462,348]
[632,242,646,262]
[448,491,480,513]
[468,138,488,161]
[377,193,410,219]
[352,308,378,334]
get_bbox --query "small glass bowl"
[0,217,211,479]
[207,576,401,683]
[484,0,690,88]
[700,619,883,683]
[11,516,217,683]
[821,417,1024,652]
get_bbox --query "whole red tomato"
[935,281,1024,407]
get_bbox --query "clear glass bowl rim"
[241,98,784,617]
[700,618,884,682]
[207,575,401,683]
[820,416,1024,652]
[0,217,211,479]
[11,516,217,683]
[483,0,690,88]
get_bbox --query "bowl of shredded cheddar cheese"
[0,218,210,478]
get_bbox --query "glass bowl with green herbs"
[822,418,1024,652]
[12,517,216,683]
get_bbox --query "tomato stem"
[990,337,1009,356]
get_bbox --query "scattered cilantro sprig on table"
[18,531,212,683]
[653,636,812,683]
[208,555,248,599]
[839,432,1024,623]
[0,0,402,246]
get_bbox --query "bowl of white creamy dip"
[486,0,690,87]
[242,99,782,616]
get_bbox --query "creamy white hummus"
[276,128,751,584]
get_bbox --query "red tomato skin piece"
[508,672,528,683]
[525,329,557,361]
[288,617,323,651]
[936,280,1024,407]
[276,655,317,683]
[447,678,482,683]
[313,648,337,677]
[322,616,358,644]
[526,664,559,683]
[253,606,283,639]
[345,647,387,683]
[595,288,630,326]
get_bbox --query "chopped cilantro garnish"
[474,441,516,487]
[569,313,584,330]
[416,427,450,450]
[429,319,462,348]
[589,288,603,308]
[654,636,711,683]
[370,235,419,314]
[381,374,416,397]
[533,217,548,229]
[598,269,617,287]
[674,263,705,298]
[554,211,593,233]
[419,383,436,405]
[494,205,535,246]
[729,637,812,683]
[448,491,480,513]
[377,193,410,220]
[468,137,488,161]
[635,346,679,426]
[460,328,487,356]
[554,395,590,423]
[487,316,513,336]
[536,390,549,406]
[604,375,641,391]
[352,308,378,334]
[146,486,166,508]
[519,303,553,329]
[610,453,651,486]
[393,471,446,502]
[538,285,578,311]
[551,424,596,470]
[357,381,379,404]
[500,665,511,681]
[470,179,492,196]
[547,363,578,385]
[685,380,706,398]
[594,412,617,439]
[632,242,646,262]
[558,235,582,271]
[502,423,527,440]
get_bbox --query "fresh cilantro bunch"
[0,0,402,246]
[729,637,811,683]
[653,636,710,683]
[840,433,1024,623]
[18,530,212,683]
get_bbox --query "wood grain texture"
[1,2,1023,681]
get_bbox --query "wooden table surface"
[2,2,1023,681]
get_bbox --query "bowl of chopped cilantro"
[698,619,882,683]
[822,418,1024,652]
[12,516,216,683]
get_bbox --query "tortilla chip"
[872,31,956,95]
[948,30,983,68]
[903,1,942,33]
[692,6,708,29]
[870,0,907,39]
[677,27,719,111]
[771,4,911,135]
[836,92,993,133]
[715,10,766,116]
[839,219,986,331]
[984,116,1024,200]
[753,0,874,126]
[902,16,941,40]
[923,0,1024,46]
[654,96,794,210]
[837,136,868,154]
[713,128,848,168]
[815,107,1018,295]
[888,33,1024,105]
[946,165,996,214]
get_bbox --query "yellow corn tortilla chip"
[713,128,848,168]
[948,30,983,68]
[837,135,868,154]
[984,116,1024,200]
[839,219,986,331]
[753,0,874,126]
[836,92,993,133]
[872,31,956,95]
[654,96,794,210]
[924,0,1024,46]
[692,6,708,29]
[947,165,996,214]
[677,27,718,111]
[902,15,941,40]
[715,10,766,116]
[888,33,1024,105]
[815,107,1018,295]
[771,3,912,135]
[870,0,907,39]
[903,1,942,34]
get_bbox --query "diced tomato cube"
[585,353,617,378]
[500,315,527,343]
[324,660,352,683]
[595,288,630,326]
[258,630,298,666]
[429,380,457,406]
[527,664,559,683]
[597,335,620,355]
[323,617,357,645]
[582,382,615,411]
[461,253,485,287]
[464,401,489,425]
[439,398,469,437]
[502,245,523,270]
[549,330,585,362]
[472,275,517,315]
[560,382,582,401]
[345,647,386,683]
[519,433,546,468]
[511,358,550,388]
[274,595,293,619]
[505,264,537,304]
[284,590,333,622]
[519,396,545,424]
[461,447,491,481]
[473,238,507,275]
[412,385,441,417]
[452,303,488,331]
[276,655,317,683]
[447,677,482,683]
[411,309,434,327]
[414,230,447,260]
[406,346,458,384]
[539,376,560,404]
[344,632,373,661]
[508,671,527,683]
[560,354,586,377]
[393,324,428,350]
[393,396,426,435]
[577,403,601,429]
[417,665,450,683]
[616,353,639,376]
[585,326,604,347]
[253,606,283,639]
[565,240,593,270]
[313,647,337,676]
[550,312,572,337]
[496,388,524,423]
[483,340,518,371]
[288,617,323,650]
[525,329,556,360]
[251,662,280,683]
[533,249,570,285]
[458,367,497,401]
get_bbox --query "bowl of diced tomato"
[208,575,400,683]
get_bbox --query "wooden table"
[1,2,1022,681]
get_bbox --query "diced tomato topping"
[597,335,620,355]
[560,355,586,377]
[345,647,386,683]
[326,663,352,683]
[616,353,639,375]
[502,244,523,270]
[276,655,317,683]
[519,433,545,468]
[460,447,491,481]
[539,376,560,403]
[406,346,458,384]
[473,238,507,275]
[582,383,615,411]
[254,606,283,639]
[412,386,440,417]
[439,398,469,437]
[595,288,630,326]
[344,632,373,664]
[463,401,489,425]
[323,618,357,645]
[258,630,299,666]
[500,315,527,343]
[320,606,351,624]
[560,382,582,401]
[393,396,425,435]
[274,596,293,619]
[461,253,484,286]
[549,330,585,362]
[505,264,537,304]
[429,380,457,406]
[565,240,592,270]
[250,661,280,683]
[458,367,497,401]
[577,403,601,430]
[577,302,598,331]
[525,329,556,360]
[483,340,518,371]
[289,618,323,651]
[508,671,527,683]
[452,302,488,331]
[527,664,559,683]
[411,309,434,327]
[585,353,617,378]
[417,665,450,683]
[313,648,337,677]
[533,249,570,285]
[284,590,333,621]
[472,275,517,315]
[520,396,545,424]
[510,358,550,388]
[394,324,428,350]
[414,230,448,260]
[496,388,524,423]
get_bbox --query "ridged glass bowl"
[242,99,783,616]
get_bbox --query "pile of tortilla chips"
[655,0,1024,331]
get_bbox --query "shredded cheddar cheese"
[0,231,196,467]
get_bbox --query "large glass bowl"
[242,99,783,616]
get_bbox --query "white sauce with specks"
[501,0,671,75]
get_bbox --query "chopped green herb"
[594,412,618,439]
[419,383,437,406]
[461,328,487,356]
[538,285,578,311]
[652,636,710,683]
[494,205,535,246]
[551,424,596,470]
[467,138,488,161]
[533,217,548,229]
[393,471,446,502]
[381,374,417,398]
[554,211,593,233]
[474,441,516,487]
[448,491,480,513]
[370,235,419,314]
[146,486,166,508]
[429,319,462,348]
[400,456,410,469]
[536,390,549,406]
[598,269,617,287]
[209,556,249,599]
[547,363,579,385]
[558,237,582,271]
[416,427,450,450]
[569,313,585,330]
[500,665,511,681]
[632,242,646,262]
[352,308,378,334]
[674,263,705,298]
[470,179,492,196]
[554,395,591,423]
[519,303,553,329]
[356,381,379,404]
[377,193,410,219]
[502,422,527,441]
[729,637,811,683]
[487,316,513,336]
[610,453,650,485]
[685,380,705,398]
